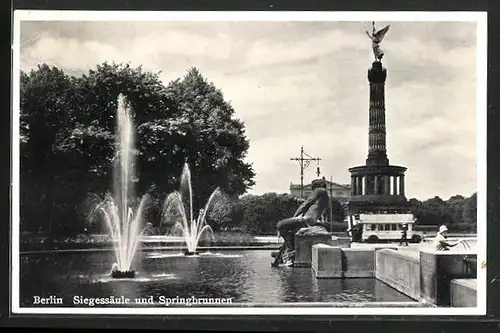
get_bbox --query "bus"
[349,213,423,243]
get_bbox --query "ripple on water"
[146,253,185,259]
[199,252,243,258]
[78,273,179,283]
[146,252,243,259]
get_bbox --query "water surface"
[20,249,413,307]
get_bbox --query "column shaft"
[399,175,405,196]
[384,175,390,195]
[392,176,398,195]
[351,176,356,195]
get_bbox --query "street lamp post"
[290,146,321,199]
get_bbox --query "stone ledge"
[420,251,477,306]
[375,249,421,301]
[452,278,477,289]
[312,244,342,278]
[450,279,477,307]
[343,248,374,278]
[331,236,351,248]
[218,301,432,307]
[377,248,420,261]
[312,244,374,278]
[294,233,333,268]
[343,270,374,278]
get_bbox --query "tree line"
[410,193,477,232]
[199,192,477,235]
[203,193,346,235]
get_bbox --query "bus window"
[371,224,377,231]
[391,224,397,231]
[365,224,371,231]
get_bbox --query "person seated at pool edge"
[433,225,461,251]
[274,179,331,266]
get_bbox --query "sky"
[18,17,480,201]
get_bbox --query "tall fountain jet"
[94,94,148,278]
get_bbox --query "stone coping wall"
[420,250,477,306]
[295,233,334,268]
[311,244,478,307]
[450,279,477,307]
[312,244,342,278]
[312,245,375,278]
[375,249,421,301]
[295,234,352,268]
[342,248,375,278]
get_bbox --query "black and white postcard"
[11,10,487,316]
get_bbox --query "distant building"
[289,177,351,202]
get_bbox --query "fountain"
[162,163,219,256]
[92,93,149,278]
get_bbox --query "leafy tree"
[447,195,466,224]
[71,62,175,195]
[239,193,301,235]
[409,193,476,229]
[205,192,244,232]
[165,68,255,211]
[462,192,477,225]
[330,198,346,222]
[20,64,79,234]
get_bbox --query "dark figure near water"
[350,224,363,243]
[272,181,331,267]
[399,224,408,246]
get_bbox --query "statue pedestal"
[294,233,332,268]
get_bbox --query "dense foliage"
[20,63,255,236]
[409,193,477,232]
[207,193,346,235]
[197,192,477,235]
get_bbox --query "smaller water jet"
[162,163,221,255]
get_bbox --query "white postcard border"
[11,10,488,316]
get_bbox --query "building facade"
[289,178,351,202]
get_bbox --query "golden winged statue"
[365,22,390,61]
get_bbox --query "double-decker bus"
[349,213,423,243]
